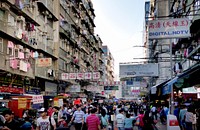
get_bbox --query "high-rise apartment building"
[0,0,104,100]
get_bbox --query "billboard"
[148,18,190,39]
[119,63,159,77]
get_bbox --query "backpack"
[136,114,144,127]
[49,116,54,130]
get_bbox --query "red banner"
[0,86,23,94]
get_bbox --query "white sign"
[69,73,77,79]
[77,73,85,79]
[93,72,100,80]
[58,99,63,107]
[61,72,100,80]
[98,81,126,86]
[61,73,69,80]
[32,95,44,104]
[85,72,92,79]
[148,18,190,39]
[119,63,159,77]
[86,85,104,92]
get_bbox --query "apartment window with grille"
[0,37,3,53]
[0,9,5,21]
[8,14,15,26]
[59,58,65,70]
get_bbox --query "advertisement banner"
[0,86,23,94]
[119,63,159,77]
[18,98,27,109]
[32,95,44,104]
[36,58,52,67]
[148,18,191,39]
[98,81,126,86]
[61,72,100,80]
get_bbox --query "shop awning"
[151,80,170,94]
[162,77,178,95]
[162,63,200,95]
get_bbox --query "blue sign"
[162,84,171,95]
[25,86,40,94]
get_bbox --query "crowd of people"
[0,100,199,130]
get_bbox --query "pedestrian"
[151,105,157,120]
[52,106,60,127]
[115,109,125,130]
[124,113,137,130]
[36,107,56,130]
[185,106,194,130]
[100,109,109,130]
[20,117,32,130]
[179,105,187,130]
[86,108,101,130]
[70,105,84,130]
[135,111,144,130]
[2,110,20,130]
[143,110,155,130]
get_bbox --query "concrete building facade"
[0,0,105,101]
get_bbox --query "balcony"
[3,0,40,26]
[36,0,58,21]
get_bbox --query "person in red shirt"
[86,108,100,130]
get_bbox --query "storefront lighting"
[0,97,3,100]
[12,98,18,100]
[49,98,52,101]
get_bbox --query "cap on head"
[38,108,47,113]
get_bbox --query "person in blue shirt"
[20,117,32,130]
[124,113,137,130]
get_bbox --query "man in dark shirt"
[2,110,20,130]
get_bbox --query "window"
[0,9,5,21]
[0,37,3,53]
[8,14,15,26]
[58,58,65,70]
[14,48,19,58]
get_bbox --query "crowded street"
[0,0,200,130]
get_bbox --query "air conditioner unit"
[38,53,44,57]
[16,16,24,21]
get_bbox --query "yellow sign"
[18,98,27,109]
[54,98,59,107]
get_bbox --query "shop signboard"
[98,81,126,86]
[0,86,23,94]
[148,18,191,39]
[18,98,27,109]
[104,86,119,90]
[162,84,172,95]
[61,72,100,80]
[32,95,44,104]
[25,86,40,94]
[119,63,159,77]
[131,89,140,95]
[36,58,52,67]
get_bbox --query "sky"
[92,0,146,78]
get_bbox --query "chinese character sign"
[61,73,69,80]
[36,58,52,67]
[85,72,92,79]
[93,72,100,80]
[69,73,77,79]
[148,18,191,39]
[77,73,85,79]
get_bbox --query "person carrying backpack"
[135,111,144,130]
[36,108,56,130]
